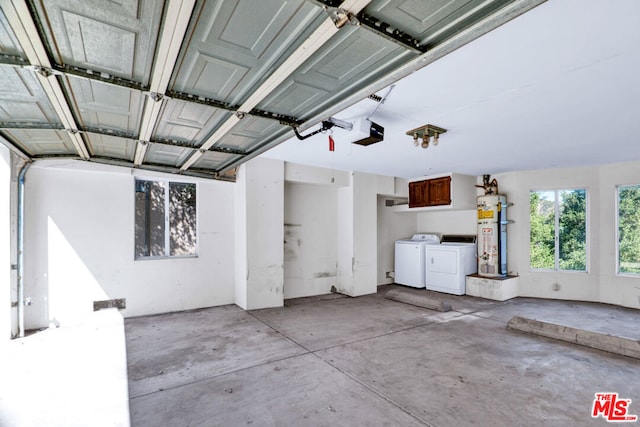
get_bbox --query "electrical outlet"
[552,282,561,292]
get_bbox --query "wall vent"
[93,298,126,311]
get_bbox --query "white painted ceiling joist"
[4,0,90,159]
[133,0,197,166]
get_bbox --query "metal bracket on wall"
[93,298,126,311]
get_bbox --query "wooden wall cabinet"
[426,176,451,206]
[408,180,428,207]
[408,176,451,207]
[398,173,476,212]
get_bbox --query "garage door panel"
[145,142,195,167]
[170,0,324,105]
[214,116,289,152]
[192,151,241,170]
[85,134,136,161]
[259,27,415,120]
[64,77,143,135]
[33,0,164,84]
[0,8,26,58]
[153,100,232,146]
[3,129,75,156]
[364,0,514,46]
[0,67,59,125]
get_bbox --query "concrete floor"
[0,309,130,427]
[126,286,640,426]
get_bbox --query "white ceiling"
[262,0,640,179]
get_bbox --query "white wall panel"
[0,145,10,338]
[284,182,337,299]
[22,161,235,328]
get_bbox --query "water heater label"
[478,209,495,219]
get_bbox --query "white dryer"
[425,235,477,295]
[394,234,441,288]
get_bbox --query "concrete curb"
[384,289,452,312]
[507,316,640,360]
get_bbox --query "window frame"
[529,187,589,273]
[616,184,640,277]
[134,177,198,260]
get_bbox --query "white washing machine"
[394,233,441,288]
[425,235,477,295]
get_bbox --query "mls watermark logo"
[592,393,638,422]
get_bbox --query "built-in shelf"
[390,203,455,213]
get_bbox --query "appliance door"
[395,242,425,288]
[425,246,464,295]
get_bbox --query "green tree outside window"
[530,189,586,271]
[618,185,640,274]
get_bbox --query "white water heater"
[477,194,508,277]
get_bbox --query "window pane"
[618,185,640,274]
[530,191,555,269]
[558,189,586,271]
[169,182,197,256]
[135,180,166,258]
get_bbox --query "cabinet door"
[427,176,451,206]
[409,180,429,207]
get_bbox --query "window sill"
[134,254,199,261]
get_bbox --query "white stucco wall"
[0,145,10,339]
[493,161,640,309]
[282,164,382,298]
[235,157,285,310]
[351,172,378,296]
[22,161,235,328]
[409,163,640,310]
[14,156,639,332]
[284,182,338,299]
[416,209,477,236]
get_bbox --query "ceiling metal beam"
[54,63,148,91]
[179,0,373,172]
[134,0,197,166]
[0,53,29,66]
[0,122,64,130]
[149,138,247,157]
[356,12,425,53]
[3,0,90,159]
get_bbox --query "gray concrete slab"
[250,293,438,351]
[127,293,640,426]
[125,305,306,398]
[1,310,130,427]
[317,314,640,426]
[130,353,426,427]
